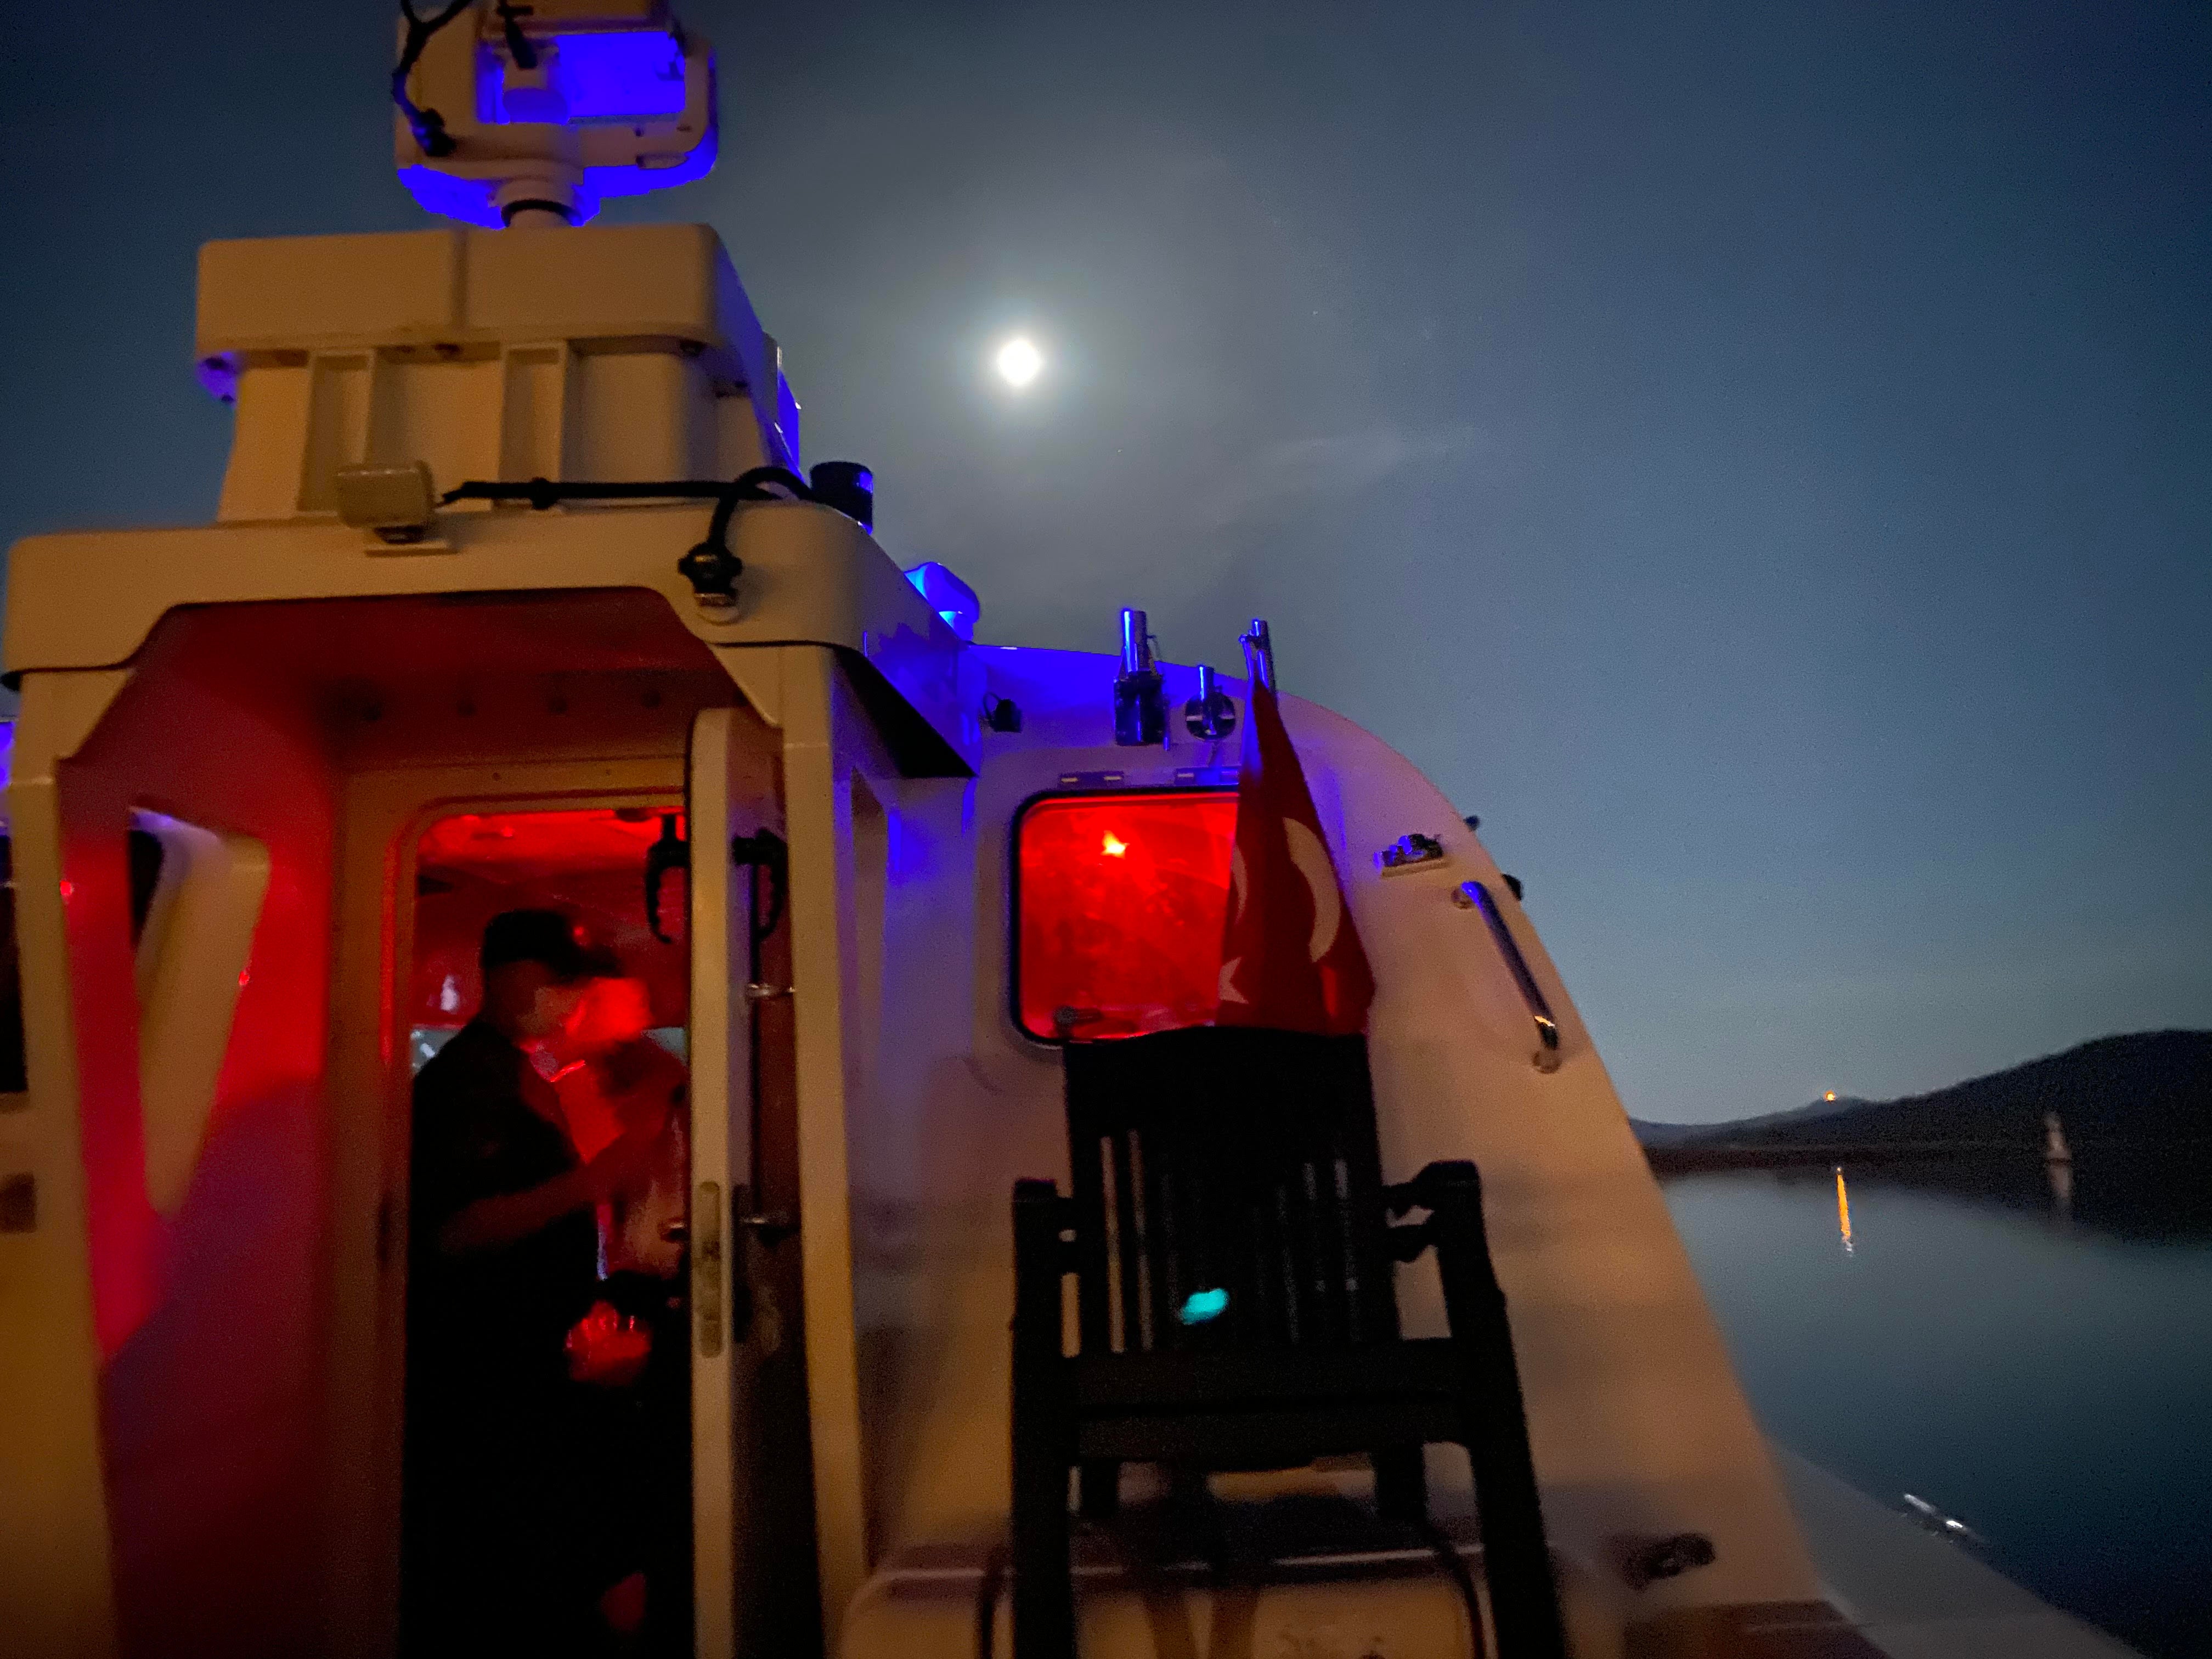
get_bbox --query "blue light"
[904,562,981,642]
[1178,1287,1229,1325]
[479,32,689,126]
[405,21,715,227]
[398,123,717,228]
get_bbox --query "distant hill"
[1635,1031,2212,1160]
[1631,1094,1875,1146]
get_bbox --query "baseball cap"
[479,909,607,983]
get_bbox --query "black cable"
[436,469,819,607]
[704,467,809,551]
[393,0,474,159]
[437,470,811,511]
[493,0,538,70]
[439,478,726,509]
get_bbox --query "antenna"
[392,1,718,228]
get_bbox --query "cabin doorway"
[402,799,698,1655]
[396,708,792,1658]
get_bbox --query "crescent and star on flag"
[1214,640,1375,1036]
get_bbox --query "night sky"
[3,2,2205,1122]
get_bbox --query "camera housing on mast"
[394,0,715,228]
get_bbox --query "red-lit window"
[1013,791,1236,1041]
[411,808,689,1041]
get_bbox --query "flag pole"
[1240,618,1275,692]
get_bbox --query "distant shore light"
[1824,1091,1837,1101]
[995,335,1043,388]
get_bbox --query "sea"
[1662,1154,2212,1658]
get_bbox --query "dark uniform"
[403,1018,606,1655]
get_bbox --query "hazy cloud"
[1200,422,1492,531]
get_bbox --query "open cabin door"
[687,706,757,1659]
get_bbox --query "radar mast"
[392,0,716,228]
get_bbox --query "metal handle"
[1455,881,1562,1070]
[737,1209,797,1246]
[693,1180,723,1357]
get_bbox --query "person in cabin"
[560,973,689,1291]
[555,972,693,1652]
[403,909,661,1657]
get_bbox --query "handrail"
[1458,881,1562,1068]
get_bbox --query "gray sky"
[3,1,2205,1121]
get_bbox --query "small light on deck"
[1101,832,1128,858]
[1178,1288,1228,1325]
[902,562,980,641]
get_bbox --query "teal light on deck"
[1178,1288,1229,1325]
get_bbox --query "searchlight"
[393,0,716,228]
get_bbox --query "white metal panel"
[688,706,757,1659]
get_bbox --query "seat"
[1009,1025,1568,1658]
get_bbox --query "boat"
[0,6,2142,1656]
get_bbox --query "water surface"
[1663,1163,2212,1658]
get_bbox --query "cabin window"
[0,830,165,1101]
[0,840,23,1097]
[130,815,271,1215]
[1012,790,1237,1041]
[411,807,691,1073]
[128,829,166,942]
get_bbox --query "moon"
[994,335,1043,388]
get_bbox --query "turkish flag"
[1215,680,1375,1034]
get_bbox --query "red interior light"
[1015,791,1235,1041]
[411,808,690,1029]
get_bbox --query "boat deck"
[1776,1447,2141,1658]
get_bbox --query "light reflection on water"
[1662,1163,2212,1659]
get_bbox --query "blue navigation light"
[480,31,689,126]
[904,562,980,642]
[1178,1288,1229,1325]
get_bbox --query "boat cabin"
[0,211,1832,1659]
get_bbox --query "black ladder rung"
[1076,1402,1462,1465]
[1070,1339,1463,1412]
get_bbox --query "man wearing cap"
[403,909,656,1655]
